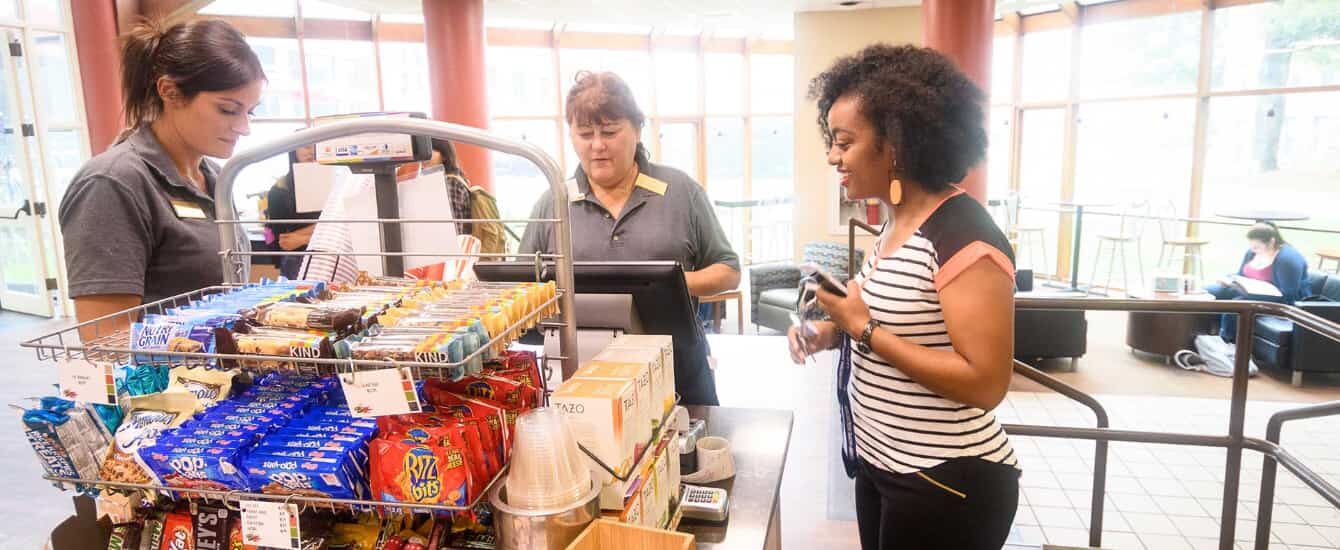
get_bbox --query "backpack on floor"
[1185,334,1259,378]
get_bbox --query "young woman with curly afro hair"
[788,44,1020,550]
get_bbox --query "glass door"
[0,25,52,316]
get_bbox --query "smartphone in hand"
[800,263,847,297]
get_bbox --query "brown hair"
[1246,222,1286,248]
[565,71,645,130]
[120,18,265,129]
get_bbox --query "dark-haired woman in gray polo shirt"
[59,19,263,336]
[519,71,741,405]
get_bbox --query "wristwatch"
[856,319,879,354]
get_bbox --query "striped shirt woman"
[793,44,1020,550]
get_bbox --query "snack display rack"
[18,118,582,516]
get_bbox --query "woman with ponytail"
[58,18,264,331]
[1203,222,1311,342]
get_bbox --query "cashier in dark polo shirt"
[519,71,741,406]
[59,19,263,333]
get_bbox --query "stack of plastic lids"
[504,407,591,510]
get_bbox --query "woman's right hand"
[788,320,839,364]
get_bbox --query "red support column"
[71,0,123,155]
[422,0,492,191]
[923,0,995,204]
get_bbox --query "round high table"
[1215,209,1310,223]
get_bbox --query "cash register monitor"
[472,260,708,374]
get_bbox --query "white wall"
[792,7,922,259]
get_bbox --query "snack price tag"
[339,367,422,417]
[56,358,116,405]
[240,500,301,549]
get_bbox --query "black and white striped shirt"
[849,191,1020,474]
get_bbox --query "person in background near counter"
[1203,222,1310,342]
[788,44,1019,550]
[59,19,264,336]
[265,145,320,279]
[429,138,475,236]
[518,71,741,405]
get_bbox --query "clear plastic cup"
[505,407,592,510]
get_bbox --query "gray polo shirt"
[518,151,739,273]
[59,126,232,304]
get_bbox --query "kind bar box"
[574,361,653,449]
[551,378,638,500]
[592,345,667,422]
[606,336,674,415]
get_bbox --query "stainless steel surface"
[678,406,793,550]
[42,469,509,513]
[211,117,579,377]
[490,478,602,550]
[20,286,563,380]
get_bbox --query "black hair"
[1247,222,1286,248]
[120,18,265,128]
[808,43,987,190]
[430,138,465,177]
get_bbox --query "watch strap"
[857,319,878,353]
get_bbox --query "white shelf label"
[240,500,300,549]
[56,358,116,405]
[338,367,422,417]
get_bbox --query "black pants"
[854,457,1019,550]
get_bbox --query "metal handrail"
[1005,361,1111,548]
[1255,400,1340,549]
[846,216,1340,549]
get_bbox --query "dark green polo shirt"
[518,151,739,273]
[59,126,241,304]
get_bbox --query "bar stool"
[1156,200,1210,280]
[1319,249,1340,274]
[1089,201,1150,295]
[1000,193,1048,274]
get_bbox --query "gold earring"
[888,178,903,205]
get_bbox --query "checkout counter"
[680,406,793,550]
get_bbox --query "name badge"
[170,200,208,220]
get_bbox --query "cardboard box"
[639,461,660,527]
[574,361,653,447]
[609,335,674,414]
[593,344,668,422]
[665,432,681,504]
[551,378,639,483]
[620,488,643,526]
[653,438,673,528]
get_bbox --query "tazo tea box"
[574,361,653,448]
[619,489,643,525]
[592,345,665,420]
[653,438,673,528]
[639,461,660,527]
[551,378,638,488]
[607,336,674,415]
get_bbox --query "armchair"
[749,242,865,334]
[1253,272,1340,385]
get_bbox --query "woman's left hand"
[815,279,872,337]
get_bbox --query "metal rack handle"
[212,117,579,377]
